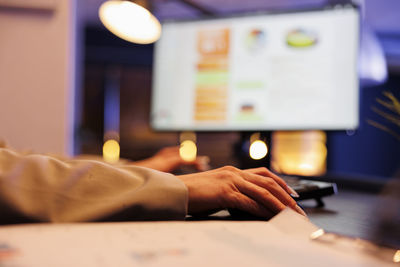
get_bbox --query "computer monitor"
[151,5,360,131]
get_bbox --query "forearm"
[0,148,188,223]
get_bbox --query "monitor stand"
[233,131,272,169]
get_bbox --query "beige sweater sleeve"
[0,148,188,223]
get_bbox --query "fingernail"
[294,205,307,217]
[287,186,300,198]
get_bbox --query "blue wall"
[327,74,400,179]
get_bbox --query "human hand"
[133,146,210,173]
[178,166,306,219]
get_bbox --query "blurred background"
[0,0,399,187]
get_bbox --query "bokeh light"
[249,140,268,160]
[179,140,197,162]
[103,139,120,163]
[394,250,400,263]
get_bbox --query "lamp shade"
[99,0,161,44]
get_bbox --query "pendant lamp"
[99,0,161,44]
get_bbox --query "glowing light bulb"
[103,139,120,163]
[249,140,268,160]
[99,0,161,44]
[179,140,197,162]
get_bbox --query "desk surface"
[1,206,396,267]
[203,188,382,242]
[1,189,397,267]
[302,189,379,240]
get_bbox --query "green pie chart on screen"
[286,29,318,48]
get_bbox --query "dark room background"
[77,4,400,184]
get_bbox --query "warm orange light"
[179,140,197,162]
[299,163,314,171]
[271,131,327,176]
[103,139,120,163]
[99,0,161,44]
[394,250,400,263]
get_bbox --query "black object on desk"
[282,175,338,207]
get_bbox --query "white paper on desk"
[0,208,396,267]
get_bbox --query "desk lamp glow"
[99,0,161,44]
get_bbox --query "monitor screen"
[151,6,360,131]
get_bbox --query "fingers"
[242,172,298,209]
[180,166,307,218]
[193,156,210,171]
[244,168,299,197]
[157,146,180,157]
[235,178,287,214]
[239,178,307,216]
[228,192,275,219]
[242,173,307,216]
[160,146,209,164]
[217,166,306,217]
